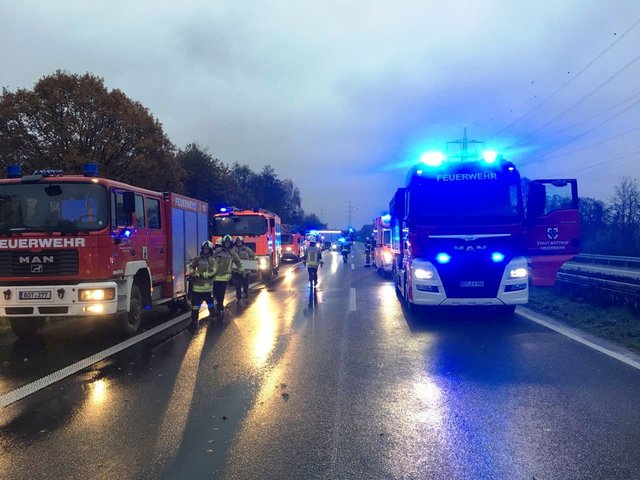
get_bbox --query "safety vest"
[214,247,244,281]
[306,246,320,267]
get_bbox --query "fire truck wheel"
[9,317,45,338]
[121,284,143,336]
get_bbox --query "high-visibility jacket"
[305,246,322,267]
[233,245,256,274]
[188,254,218,292]
[213,247,244,281]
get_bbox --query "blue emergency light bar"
[6,165,22,178]
[83,162,99,177]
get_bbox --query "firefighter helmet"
[201,240,213,250]
[222,235,233,245]
[236,236,244,243]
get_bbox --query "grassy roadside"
[527,286,640,354]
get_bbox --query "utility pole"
[346,201,353,228]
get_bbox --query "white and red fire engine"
[0,164,208,337]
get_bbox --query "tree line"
[0,71,326,232]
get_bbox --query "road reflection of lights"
[331,256,339,274]
[90,378,108,406]
[152,328,207,463]
[413,379,444,425]
[253,291,277,365]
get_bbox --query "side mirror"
[527,182,546,221]
[269,218,275,228]
[122,191,135,214]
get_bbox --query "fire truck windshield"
[410,176,522,226]
[213,214,267,236]
[281,234,294,244]
[0,182,109,233]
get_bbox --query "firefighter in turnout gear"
[213,234,244,319]
[188,240,218,329]
[233,236,255,304]
[303,237,323,287]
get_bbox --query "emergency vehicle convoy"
[372,214,393,275]
[390,149,579,314]
[212,208,282,279]
[0,164,208,337]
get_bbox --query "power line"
[488,16,640,140]
[510,52,640,148]
[519,124,640,167]
[546,148,640,177]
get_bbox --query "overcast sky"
[1,0,639,228]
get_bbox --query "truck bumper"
[0,282,119,317]
[410,257,529,306]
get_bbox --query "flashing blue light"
[7,165,22,179]
[420,151,446,167]
[435,252,451,264]
[219,207,228,212]
[491,252,505,263]
[83,162,99,177]
[339,237,346,243]
[349,228,354,233]
[381,214,391,222]
[416,169,423,175]
[123,229,132,238]
[508,166,515,171]
[482,150,498,163]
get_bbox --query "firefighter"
[188,240,218,329]
[303,237,323,287]
[233,236,255,304]
[364,236,372,267]
[212,234,244,319]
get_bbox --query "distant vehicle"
[390,144,579,314]
[281,232,305,261]
[373,214,393,275]
[212,208,281,280]
[0,163,207,337]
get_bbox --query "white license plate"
[18,290,52,300]
[460,281,484,287]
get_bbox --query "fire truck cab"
[0,164,208,337]
[212,208,282,280]
[390,151,579,314]
[372,214,393,275]
[281,230,305,262]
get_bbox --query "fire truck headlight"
[509,268,528,279]
[258,258,269,270]
[79,288,116,301]
[85,304,105,314]
[383,251,393,263]
[414,268,434,280]
[286,246,292,252]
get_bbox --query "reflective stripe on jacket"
[188,255,218,292]
[305,246,322,267]
[214,247,244,281]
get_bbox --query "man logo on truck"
[547,227,559,240]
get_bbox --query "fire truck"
[0,164,209,337]
[372,214,393,275]
[390,147,579,314]
[212,208,282,279]
[281,229,305,262]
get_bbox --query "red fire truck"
[0,164,208,337]
[372,214,393,275]
[281,230,305,262]
[212,208,282,279]
[390,150,579,314]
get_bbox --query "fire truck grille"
[0,250,80,276]
[438,257,504,298]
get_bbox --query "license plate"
[460,281,484,288]
[18,290,52,300]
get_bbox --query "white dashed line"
[349,288,356,312]
[351,264,355,270]
[517,307,640,371]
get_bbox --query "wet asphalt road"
[1,246,640,480]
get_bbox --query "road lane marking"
[349,287,356,312]
[351,264,355,270]
[517,307,640,371]
[0,312,190,408]
[0,276,269,409]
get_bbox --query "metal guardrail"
[556,272,640,306]
[572,254,640,269]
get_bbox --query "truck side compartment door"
[525,179,580,286]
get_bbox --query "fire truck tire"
[120,284,143,336]
[496,305,516,316]
[9,317,45,338]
